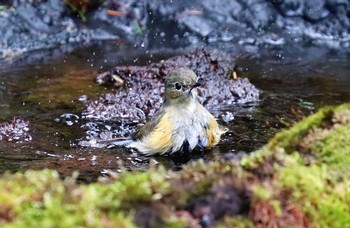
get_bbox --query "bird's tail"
[79,138,133,148]
[100,139,133,146]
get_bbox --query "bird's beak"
[192,82,201,88]
[188,80,202,95]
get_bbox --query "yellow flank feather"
[206,114,226,148]
[144,113,173,152]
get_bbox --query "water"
[0,43,349,182]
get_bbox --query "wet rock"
[177,15,213,37]
[304,0,329,21]
[84,49,260,122]
[65,0,102,13]
[2,0,350,60]
[0,118,32,143]
[85,66,164,121]
[277,0,305,17]
[0,0,117,60]
[145,0,350,48]
[92,0,148,37]
[236,1,276,30]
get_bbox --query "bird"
[126,68,227,155]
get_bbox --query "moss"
[278,155,327,201]
[267,106,333,152]
[0,169,167,227]
[278,157,350,227]
[1,103,350,227]
[313,121,350,169]
[271,104,350,227]
[215,216,254,228]
[252,185,273,201]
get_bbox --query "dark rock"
[3,0,350,61]
[304,0,329,21]
[134,204,167,228]
[326,0,349,11]
[92,0,148,37]
[84,49,260,122]
[231,1,277,30]
[204,0,243,23]
[0,0,117,60]
[278,0,305,17]
[177,15,213,37]
[222,151,247,161]
[187,179,250,226]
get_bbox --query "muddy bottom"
[0,43,349,182]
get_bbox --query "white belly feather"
[166,101,211,153]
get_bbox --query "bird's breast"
[166,103,211,152]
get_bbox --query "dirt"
[86,49,259,121]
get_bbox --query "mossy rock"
[1,103,350,227]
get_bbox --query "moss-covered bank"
[1,104,350,227]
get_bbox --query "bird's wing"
[206,114,228,148]
[132,108,166,140]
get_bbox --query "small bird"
[127,68,227,155]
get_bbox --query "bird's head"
[164,68,201,106]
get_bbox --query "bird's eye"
[174,82,182,90]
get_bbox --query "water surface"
[1,43,349,182]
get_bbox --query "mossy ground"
[1,103,350,227]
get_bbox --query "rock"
[278,0,305,17]
[0,0,117,60]
[177,15,213,37]
[84,49,260,122]
[2,0,350,61]
[304,0,329,21]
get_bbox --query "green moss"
[241,147,273,169]
[163,216,187,228]
[267,106,333,152]
[313,123,350,169]
[215,216,254,228]
[252,185,273,201]
[278,157,350,227]
[273,104,350,227]
[278,155,326,201]
[0,169,168,227]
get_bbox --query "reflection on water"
[0,43,349,182]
